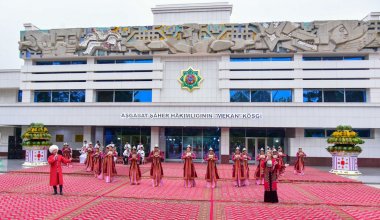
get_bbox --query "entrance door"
[246,138,256,164]
[257,138,266,152]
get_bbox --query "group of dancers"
[47,142,307,203]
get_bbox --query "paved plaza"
[0,160,379,219]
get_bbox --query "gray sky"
[0,0,378,69]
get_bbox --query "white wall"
[0,89,18,103]
[47,126,83,151]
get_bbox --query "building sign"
[178,67,203,92]
[121,113,263,119]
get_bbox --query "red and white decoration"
[23,149,48,166]
[330,152,361,175]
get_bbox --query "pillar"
[150,127,160,151]
[220,127,230,164]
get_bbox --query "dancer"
[241,148,251,186]
[264,150,280,203]
[294,147,306,175]
[85,142,94,171]
[137,143,145,165]
[62,143,72,168]
[129,146,142,185]
[255,148,266,185]
[48,145,71,195]
[79,140,88,164]
[181,145,197,188]
[103,145,117,183]
[277,146,287,176]
[149,144,164,187]
[205,148,219,188]
[232,147,245,187]
[93,146,103,179]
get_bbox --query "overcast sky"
[0,0,378,69]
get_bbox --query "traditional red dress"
[205,153,219,188]
[241,153,251,186]
[62,146,72,167]
[48,154,70,186]
[264,158,280,203]
[128,152,142,185]
[85,147,94,172]
[294,151,306,174]
[149,150,164,187]
[103,151,117,183]
[254,154,266,185]
[92,151,102,178]
[232,153,245,187]
[181,152,197,188]
[278,151,287,176]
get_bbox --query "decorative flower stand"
[329,152,361,175]
[23,146,48,166]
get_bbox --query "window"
[70,90,86,102]
[353,129,371,138]
[56,135,64,142]
[97,59,153,64]
[345,89,366,102]
[34,91,51,102]
[323,89,344,102]
[133,90,152,102]
[230,57,292,62]
[75,135,83,142]
[304,129,325,137]
[251,90,271,102]
[303,89,322,102]
[271,90,292,102]
[97,91,114,102]
[35,60,86,65]
[52,91,69,102]
[96,90,152,102]
[230,90,250,102]
[18,90,22,102]
[302,56,365,61]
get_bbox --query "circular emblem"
[178,67,203,92]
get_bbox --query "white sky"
[0,0,378,69]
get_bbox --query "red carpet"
[0,162,378,219]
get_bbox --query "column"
[150,127,160,151]
[220,127,230,164]
[22,90,32,103]
[152,57,162,102]
[83,126,93,143]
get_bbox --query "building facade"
[1,3,380,166]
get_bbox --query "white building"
[1,3,380,166]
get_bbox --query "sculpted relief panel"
[19,21,380,58]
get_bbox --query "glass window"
[272,90,292,102]
[345,89,366,102]
[267,129,285,137]
[326,129,334,137]
[250,57,270,62]
[52,91,69,102]
[303,57,322,61]
[324,90,344,102]
[322,57,343,61]
[304,129,325,137]
[353,129,371,138]
[230,58,250,62]
[246,128,266,137]
[18,90,22,102]
[271,57,292,61]
[71,60,87,64]
[230,128,245,137]
[70,90,85,102]
[96,91,114,102]
[115,90,133,102]
[34,91,51,102]
[35,61,53,65]
[230,89,250,102]
[343,57,365,60]
[303,89,322,102]
[52,61,71,65]
[115,60,132,64]
[133,90,152,102]
[251,90,271,102]
[97,60,115,64]
[165,128,183,136]
[134,59,153,63]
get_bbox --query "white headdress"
[132,146,137,150]
[209,148,213,151]
[242,148,247,151]
[49,145,59,153]
[154,144,159,148]
[236,147,240,150]
[63,142,68,146]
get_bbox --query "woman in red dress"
[149,144,164,187]
[264,150,280,203]
[255,148,266,185]
[129,146,142,185]
[85,142,94,172]
[92,147,102,178]
[62,143,72,168]
[241,148,251,186]
[205,148,219,188]
[48,145,71,195]
[277,146,287,176]
[294,147,306,175]
[232,147,245,187]
[103,145,117,183]
[181,145,197,188]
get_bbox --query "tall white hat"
[49,145,59,153]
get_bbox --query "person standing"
[149,144,164,187]
[255,148,266,185]
[128,146,142,185]
[123,144,130,165]
[264,150,280,203]
[232,147,245,187]
[62,143,72,168]
[92,146,102,179]
[205,148,219,188]
[48,145,71,195]
[181,145,197,188]
[294,148,306,175]
[277,146,287,176]
[103,145,117,183]
[138,145,145,165]
[79,140,88,164]
[85,142,94,171]
[241,148,251,186]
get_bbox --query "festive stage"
[1,162,379,219]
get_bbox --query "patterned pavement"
[0,162,379,219]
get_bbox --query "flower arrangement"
[326,125,364,153]
[21,123,52,148]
